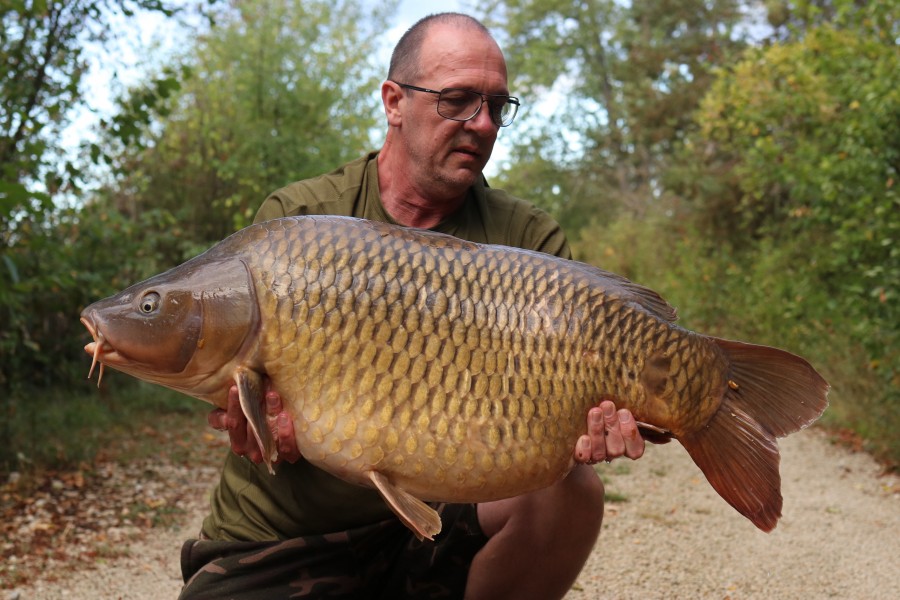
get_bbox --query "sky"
[66,0,482,168]
[65,0,533,183]
[394,0,466,35]
[77,0,467,127]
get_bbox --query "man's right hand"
[207,385,302,464]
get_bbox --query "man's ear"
[382,80,404,126]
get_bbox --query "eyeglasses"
[391,81,520,127]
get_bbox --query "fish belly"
[245,217,712,503]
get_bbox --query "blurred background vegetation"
[2,0,897,479]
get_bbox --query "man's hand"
[207,384,302,464]
[573,400,645,464]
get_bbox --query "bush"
[573,211,899,469]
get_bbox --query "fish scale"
[81,215,828,540]
[252,221,690,497]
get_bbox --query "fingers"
[616,408,645,460]
[276,412,302,463]
[207,408,227,431]
[211,383,291,465]
[573,401,646,465]
[223,385,254,459]
[591,405,610,463]
[264,389,301,463]
[598,401,644,461]
[574,434,593,463]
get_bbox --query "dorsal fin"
[572,262,678,322]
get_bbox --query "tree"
[0,0,175,221]
[100,0,395,251]
[480,0,748,227]
[686,22,899,319]
[671,14,899,463]
[1,0,185,470]
[763,0,899,41]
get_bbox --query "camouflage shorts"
[178,503,487,599]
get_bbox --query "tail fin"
[679,339,829,532]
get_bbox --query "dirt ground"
[6,427,899,600]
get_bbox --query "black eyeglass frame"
[390,80,520,128]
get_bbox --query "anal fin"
[368,471,442,541]
[235,368,277,474]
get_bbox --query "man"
[182,13,645,600]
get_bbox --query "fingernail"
[580,437,590,451]
[603,403,615,417]
[591,409,603,424]
[618,410,630,423]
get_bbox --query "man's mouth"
[454,146,481,159]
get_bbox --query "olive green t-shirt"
[202,151,571,541]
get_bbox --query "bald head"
[388,13,499,83]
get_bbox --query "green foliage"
[491,0,899,466]
[764,0,899,40]
[0,0,177,215]
[575,212,899,467]
[482,0,747,224]
[491,129,620,235]
[682,23,899,392]
[100,0,395,247]
[582,10,899,466]
[6,379,202,474]
[0,196,189,470]
[1,0,190,472]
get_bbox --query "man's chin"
[436,167,480,191]
[450,154,488,177]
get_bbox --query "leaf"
[2,255,20,284]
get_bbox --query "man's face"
[399,25,509,197]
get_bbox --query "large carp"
[81,216,828,540]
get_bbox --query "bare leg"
[466,465,605,600]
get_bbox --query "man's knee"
[559,465,605,545]
[468,466,606,600]
[571,463,606,513]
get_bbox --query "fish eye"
[139,292,160,314]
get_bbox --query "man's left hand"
[574,400,644,464]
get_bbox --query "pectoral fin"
[235,368,277,474]
[368,471,442,541]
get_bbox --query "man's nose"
[465,102,500,134]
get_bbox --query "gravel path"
[10,427,899,599]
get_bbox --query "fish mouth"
[81,315,118,387]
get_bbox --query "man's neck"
[381,192,467,229]
[377,148,468,229]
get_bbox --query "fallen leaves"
[1,418,228,589]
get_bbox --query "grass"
[2,375,207,479]
[604,490,630,504]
